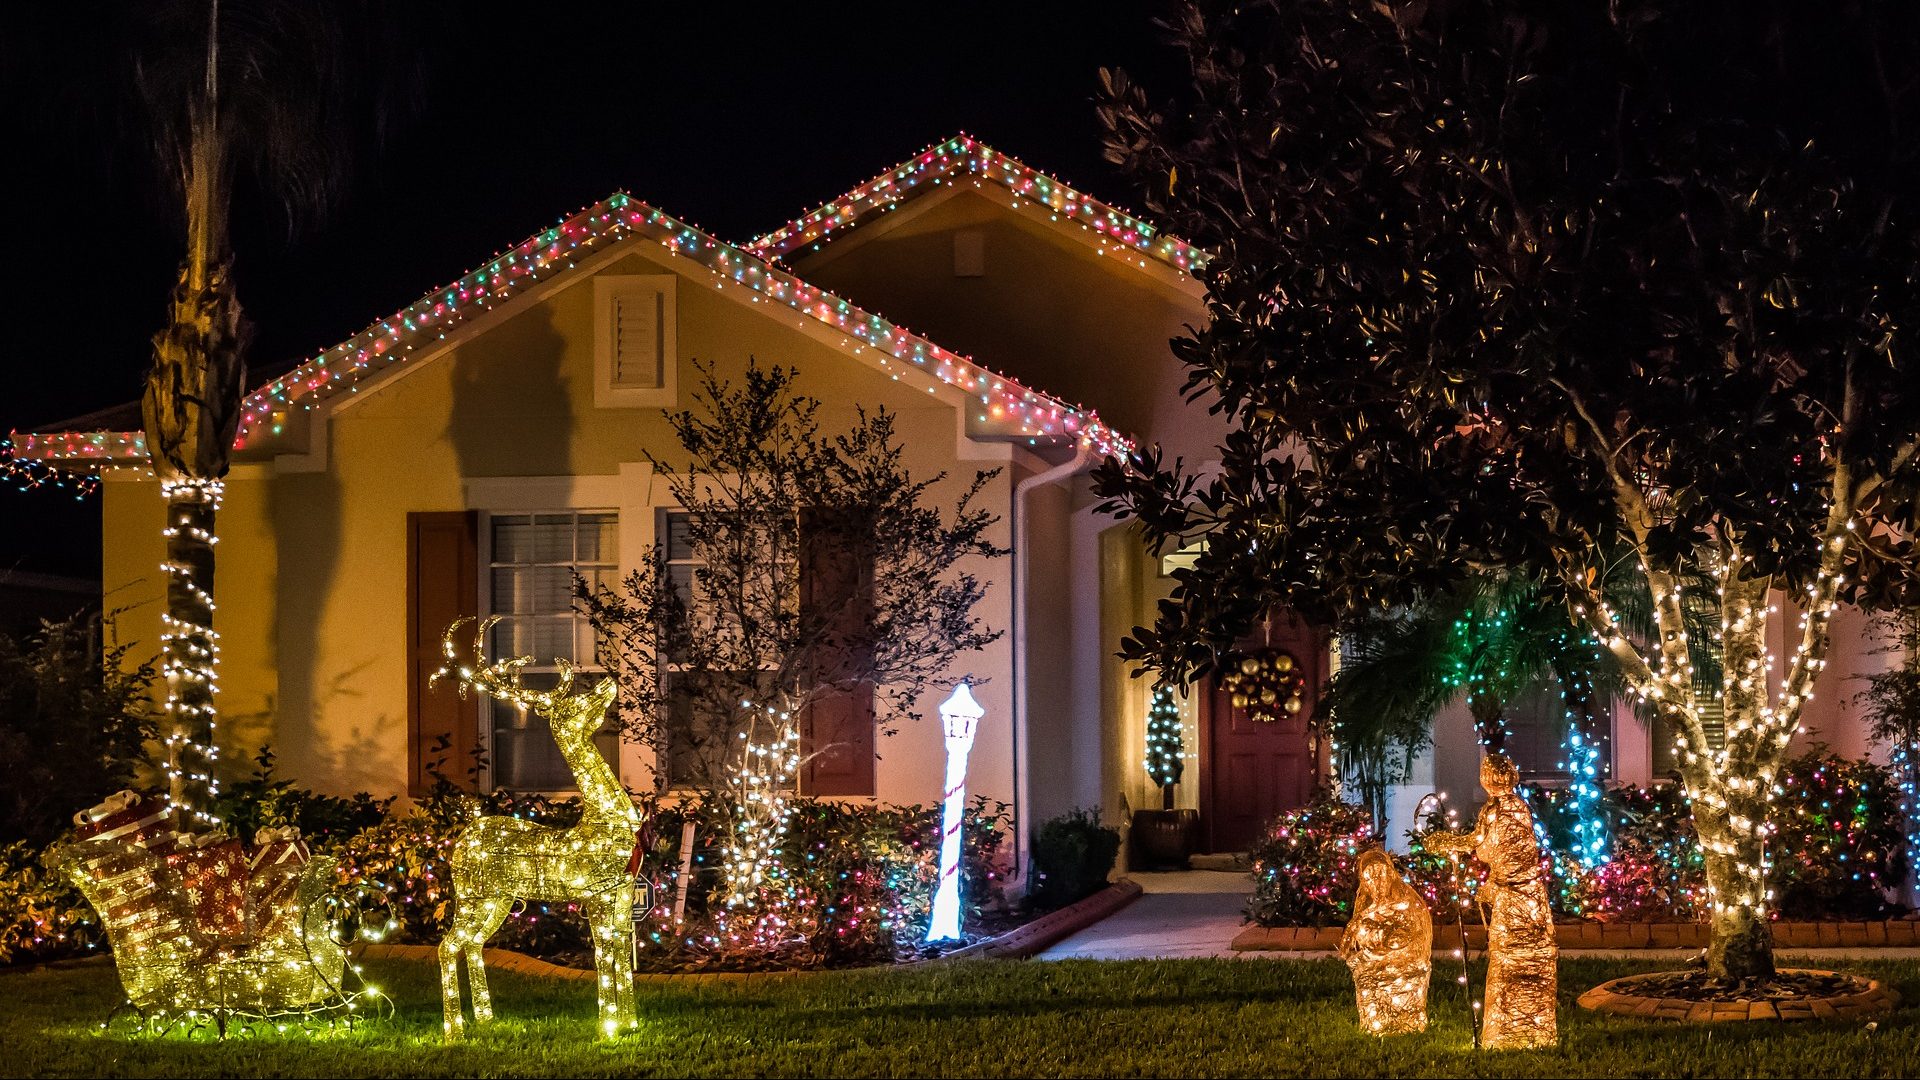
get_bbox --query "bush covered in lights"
[0,772,1014,972]
[1244,750,1908,928]
[0,840,99,965]
[638,796,1013,971]
[1247,798,1375,927]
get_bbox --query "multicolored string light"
[12,187,1135,475]
[748,134,1210,279]
[1,436,100,496]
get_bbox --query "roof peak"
[746,133,1209,278]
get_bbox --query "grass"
[4,954,1918,1078]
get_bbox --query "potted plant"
[1131,686,1200,868]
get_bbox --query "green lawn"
[4,955,1916,1078]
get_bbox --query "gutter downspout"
[1010,442,1097,889]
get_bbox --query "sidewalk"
[1036,868,1920,962]
[1036,869,1252,960]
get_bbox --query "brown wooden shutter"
[407,511,480,796]
[799,509,876,796]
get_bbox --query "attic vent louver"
[593,275,678,408]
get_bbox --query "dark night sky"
[0,1,1181,581]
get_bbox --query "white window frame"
[655,504,798,794]
[477,508,621,794]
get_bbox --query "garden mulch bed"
[363,878,1143,982]
[1233,918,1920,952]
[1577,967,1899,1022]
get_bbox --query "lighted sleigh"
[51,792,384,1031]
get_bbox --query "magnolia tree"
[577,362,1005,902]
[1093,0,1920,980]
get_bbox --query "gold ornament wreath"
[1219,650,1306,723]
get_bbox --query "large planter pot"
[1130,808,1201,870]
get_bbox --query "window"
[656,509,793,790]
[485,511,619,790]
[1652,696,1727,779]
[1500,680,1613,783]
[593,276,677,407]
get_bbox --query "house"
[11,135,1901,870]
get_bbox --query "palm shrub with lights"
[1095,0,1920,980]
[1326,569,1715,864]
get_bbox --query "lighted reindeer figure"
[434,618,643,1040]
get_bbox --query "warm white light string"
[158,477,225,828]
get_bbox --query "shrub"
[0,840,101,965]
[324,788,1014,971]
[1534,782,1706,922]
[1246,798,1374,927]
[212,747,393,847]
[635,795,1012,970]
[1768,751,1907,918]
[1028,808,1120,911]
[0,614,155,846]
[1241,748,1908,928]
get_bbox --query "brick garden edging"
[1231,919,1920,953]
[359,877,1146,982]
[937,878,1144,960]
[1577,968,1899,1022]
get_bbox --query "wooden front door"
[1200,612,1327,853]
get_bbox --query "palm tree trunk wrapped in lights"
[141,5,251,828]
[67,0,423,827]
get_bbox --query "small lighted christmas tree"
[1145,687,1184,810]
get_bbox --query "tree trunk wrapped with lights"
[142,141,249,828]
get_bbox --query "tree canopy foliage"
[1094,0,1920,979]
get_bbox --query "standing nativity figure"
[1425,753,1558,1049]
[1339,846,1433,1035]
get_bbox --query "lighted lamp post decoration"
[927,681,984,944]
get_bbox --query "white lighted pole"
[927,681,984,943]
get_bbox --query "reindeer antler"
[433,617,576,711]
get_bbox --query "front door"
[1200,612,1326,853]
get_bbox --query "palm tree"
[16,1,424,826]
[1324,564,1720,861]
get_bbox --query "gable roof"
[12,191,1132,473]
[747,133,1210,281]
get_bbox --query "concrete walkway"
[1037,869,1253,960]
[1036,869,1920,963]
